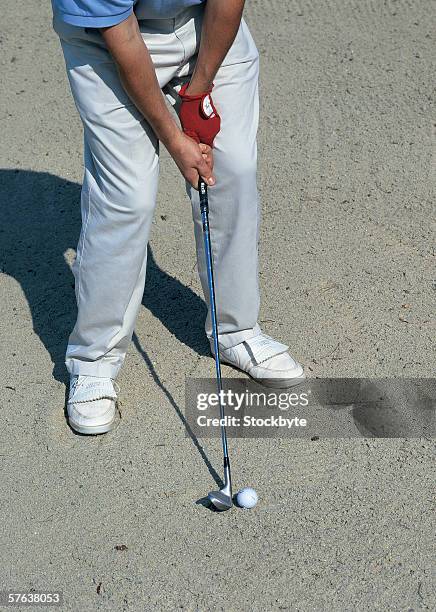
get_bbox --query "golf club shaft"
[198,179,231,482]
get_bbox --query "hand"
[178,83,221,148]
[166,131,215,189]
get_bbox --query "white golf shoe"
[67,375,118,435]
[211,332,305,388]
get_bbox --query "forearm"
[101,15,180,148]
[187,0,245,94]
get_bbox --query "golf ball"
[236,487,258,509]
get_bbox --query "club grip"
[198,178,208,212]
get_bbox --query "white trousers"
[54,5,261,378]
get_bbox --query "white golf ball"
[236,487,258,509]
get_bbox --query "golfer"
[52,0,305,434]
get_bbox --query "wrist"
[185,76,214,96]
[153,117,182,149]
[163,129,186,155]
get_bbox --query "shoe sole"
[251,371,306,388]
[68,408,119,435]
[219,357,306,389]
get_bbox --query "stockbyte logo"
[197,414,308,429]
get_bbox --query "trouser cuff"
[65,357,122,379]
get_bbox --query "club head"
[208,489,233,511]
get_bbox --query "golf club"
[199,178,233,511]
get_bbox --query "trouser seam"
[76,179,93,308]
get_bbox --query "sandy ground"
[0,0,435,610]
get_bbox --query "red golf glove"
[179,83,221,148]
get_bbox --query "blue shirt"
[52,0,205,27]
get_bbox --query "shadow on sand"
[0,168,218,487]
